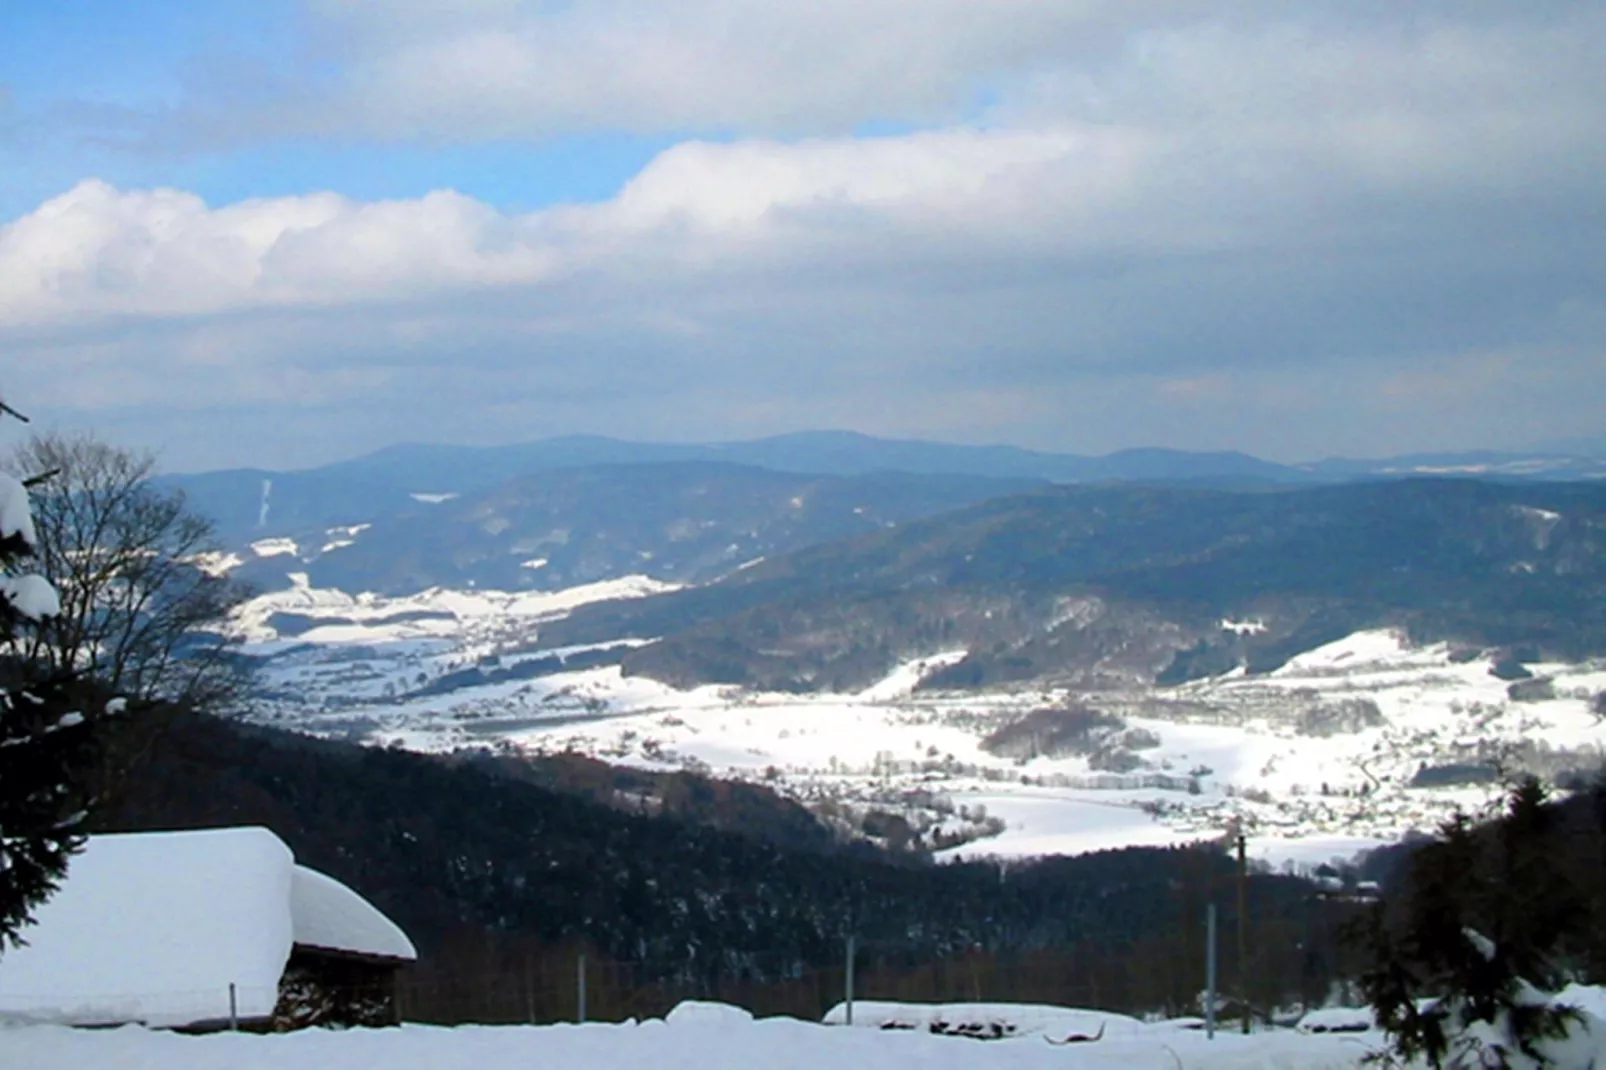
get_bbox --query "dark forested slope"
[221,462,1042,596]
[88,712,1344,1018]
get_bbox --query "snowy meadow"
[0,1001,1381,1070]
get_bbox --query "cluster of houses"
[0,827,416,1032]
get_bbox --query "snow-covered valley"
[236,576,1606,869]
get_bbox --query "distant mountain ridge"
[287,430,1307,487]
[161,432,1308,544]
[161,429,1605,547]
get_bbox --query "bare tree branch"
[2,432,254,712]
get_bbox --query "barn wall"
[273,947,405,1030]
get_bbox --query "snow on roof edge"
[291,866,417,962]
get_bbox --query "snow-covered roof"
[291,865,416,962]
[0,827,293,1028]
[0,827,414,1029]
[1295,1005,1376,1033]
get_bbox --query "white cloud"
[0,182,558,325]
[0,126,1150,332]
[299,0,1141,137]
[6,65,1597,331]
[192,2,1603,154]
[3,2,1604,465]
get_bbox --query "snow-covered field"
[0,1001,1382,1070]
[236,577,1606,868]
[14,986,1606,1069]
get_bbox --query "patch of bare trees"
[4,431,250,712]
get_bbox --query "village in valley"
[234,570,1606,871]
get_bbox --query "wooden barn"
[0,827,416,1031]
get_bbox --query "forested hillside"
[518,478,1606,691]
[270,463,1041,596]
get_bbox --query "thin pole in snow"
[525,955,536,1025]
[577,952,588,1024]
[1205,904,1217,1040]
[844,934,856,1027]
[228,982,238,1032]
[1237,833,1250,1035]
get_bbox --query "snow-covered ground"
[0,1001,1383,1070]
[233,571,679,648]
[821,999,1149,1038]
[236,578,1606,868]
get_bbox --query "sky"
[1,1,1603,472]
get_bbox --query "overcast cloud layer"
[2,0,1603,469]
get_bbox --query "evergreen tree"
[0,411,100,949]
[1356,781,1585,1068]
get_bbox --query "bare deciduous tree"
[4,432,251,712]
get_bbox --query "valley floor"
[238,576,1606,867]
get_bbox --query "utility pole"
[577,952,588,1024]
[525,955,536,1025]
[844,934,856,1026]
[1237,833,1250,1035]
[1205,903,1217,1040]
